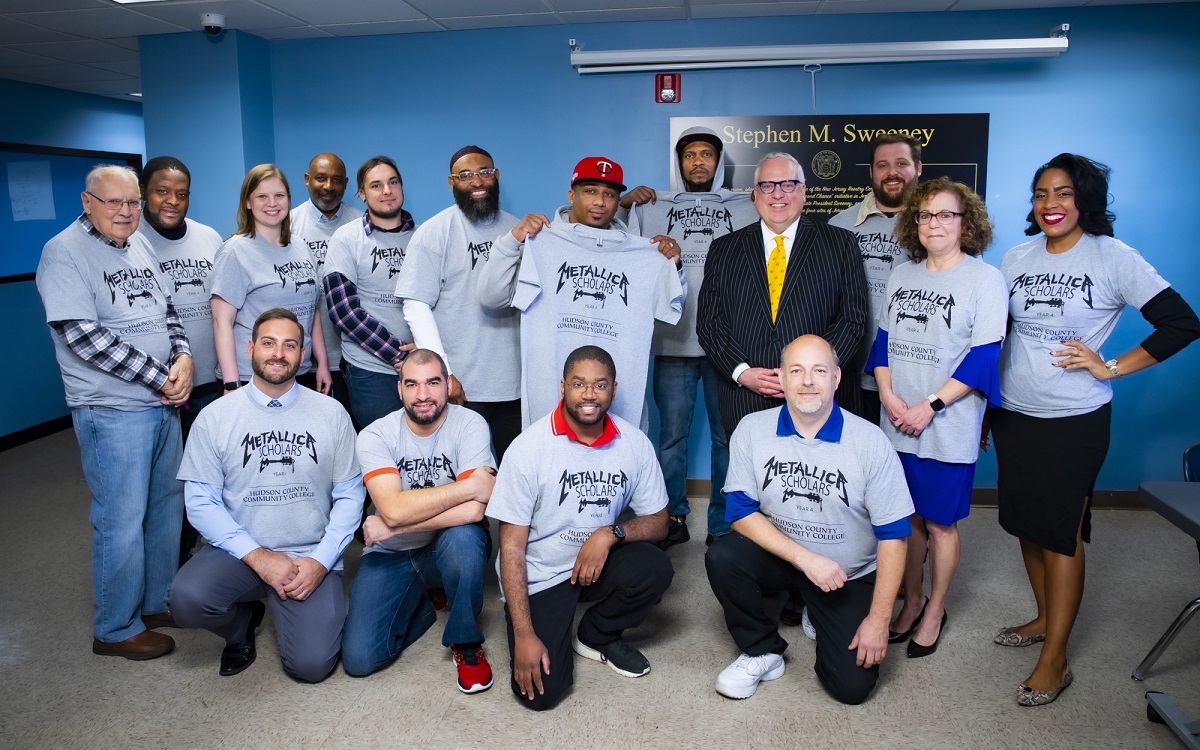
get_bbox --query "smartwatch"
[223,381,239,392]
[928,395,946,413]
[611,524,626,544]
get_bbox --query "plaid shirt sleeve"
[51,319,171,392]
[165,300,192,362]
[322,272,408,366]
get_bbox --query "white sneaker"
[801,606,816,641]
[715,652,786,699]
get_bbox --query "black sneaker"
[658,515,690,549]
[572,635,650,677]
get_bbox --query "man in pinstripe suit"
[697,152,868,543]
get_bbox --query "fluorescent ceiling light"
[571,33,1069,74]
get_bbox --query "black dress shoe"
[658,516,691,550]
[907,610,947,659]
[220,600,266,677]
[888,597,929,644]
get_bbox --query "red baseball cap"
[571,156,626,192]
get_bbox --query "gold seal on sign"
[811,150,841,180]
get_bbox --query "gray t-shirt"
[829,196,906,390]
[178,386,360,566]
[724,406,913,580]
[628,190,758,357]
[209,234,321,381]
[290,200,363,370]
[512,221,684,427]
[325,219,415,375]
[356,404,495,553]
[36,221,174,409]
[1000,234,1168,418]
[878,255,1007,463]
[394,205,522,403]
[486,410,668,596]
[137,218,223,387]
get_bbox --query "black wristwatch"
[223,381,239,392]
[928,395,945,413]
[611,524,626,544]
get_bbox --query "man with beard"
[168,308,364,682]
[706,335,911,704]
[136,156,224,564]
[291,153,362,417]
[828,135,922,426]
[323,155,417,429]
[341,349,497,693]
[396,145,522,460]
[618,128,760,548]
[37,164,193,660]
[487,346,673,711]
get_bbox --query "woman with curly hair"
[867,177,1006,659]
[990,154,1200,705]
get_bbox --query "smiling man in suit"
[697,152,868,544]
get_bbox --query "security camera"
[201,13,225,37]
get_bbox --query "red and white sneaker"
[451,644,493,694]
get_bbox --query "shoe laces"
[735,653,775,673]
[453,645,484,667]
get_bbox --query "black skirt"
[991,403,1112,556]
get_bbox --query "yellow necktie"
[768,235,786,323]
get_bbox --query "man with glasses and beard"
[487,346,673,711]
[396,145,522,460]
[828,135,923,427]
[323,155,417,429]
[341,349,498,693]
[168,308,364,682]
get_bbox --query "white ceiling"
[0,0,1188,102]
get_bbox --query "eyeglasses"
[87,192,143,211]
[567,381,610,393]
[755,180,803,194]
[915,210,963,225]
[450,168,498,182]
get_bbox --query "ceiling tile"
[439,13,560,30]
[11,61,132,83]
[0,0,108,11]
[9,40,137,64]
[92,60,140,77]
[406,0,551,15]
[819,0,952,11]
[106,36,140,52]
[12,8,190,38]
[553,0,682,9]
[0,16,82,44]
[952,0,1085,8]
[314,19,445,36]
[690,2,821,17]
[127,0,305,32]
[257,0,424,26]
[559,8,687,22]
[251,26,335,40]
[0,47,59,67]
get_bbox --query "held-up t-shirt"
[325,220,415,375]
[210,234,321,381]
[486,410,668,596]
[878,255,1007,463]
[1000,234,1168,418]
[724,406,913,580]
[356,405,495,553]
[138,219,223,386]
[628,190,757,358]
[512,221,684,427]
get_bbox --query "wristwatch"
[223,381,239,391]
[611,524,626,544]
[928,395,946,413]
[1104,358,1122,379]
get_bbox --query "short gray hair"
[753,152,805,185]
[86,164,139,194]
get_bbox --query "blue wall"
[0,79,144,439]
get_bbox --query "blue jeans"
[341,360,401,429]
[653,356,730,536]
[72,405,183,642]
[342,521,490,676]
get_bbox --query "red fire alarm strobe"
[656,73,680,103]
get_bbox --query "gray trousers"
[168,544,345,683]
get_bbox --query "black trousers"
[504,542,673,711]
[463,399,522,464]
[705,532,880,705]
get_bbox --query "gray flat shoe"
[994,627,1046,647]
[1017,668,1073,707]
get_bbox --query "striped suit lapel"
[740,224,773,323]
[780,217,815,309]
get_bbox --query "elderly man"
[290,153,362,419]
[698,152,868,545]
[621,127,760,547]
[706,335,912,704]
[168,308,364,682]
[828,135,923,427]
[487,346,673,711]
[36,164,194,659]
[396,146,523,460]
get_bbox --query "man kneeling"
[341,349,497,694]
[488,345,673,710]
[706,335,913,704]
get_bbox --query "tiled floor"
[1,429,1197,749]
